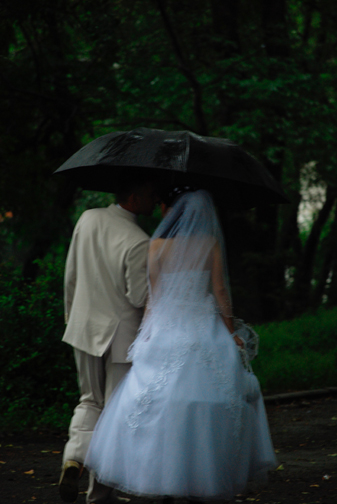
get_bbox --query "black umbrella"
[54,127,288,208]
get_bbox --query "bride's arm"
[148,238,164,290]
[141,238,165,318]
[211,242,244,348]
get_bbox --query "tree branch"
[155,0,208,135]
[18,21,42,90]
[0,74,66,104]
[111,86,194,131]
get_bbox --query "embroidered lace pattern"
[125,270,244,450]
[126,341,191,430]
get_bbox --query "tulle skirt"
[85,311,277,500]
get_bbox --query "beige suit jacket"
[62,204,149,362]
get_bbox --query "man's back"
[62,203,149,359]
[59,178,158,504]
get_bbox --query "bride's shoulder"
[150,237,173,247]
[150,237,165,246]
[149,238,165,253]
[149,238,174,256]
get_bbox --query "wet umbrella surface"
[54,127,288,208]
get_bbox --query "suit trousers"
[62,347,131,503]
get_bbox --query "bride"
[85,188,277,500]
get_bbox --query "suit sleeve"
[124,238,149,308]
[64,220,80,323]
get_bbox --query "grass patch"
[252,307,337,394]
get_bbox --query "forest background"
[1,0,337,430]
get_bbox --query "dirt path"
[1,396,336,504]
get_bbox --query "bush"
[0,197,162,432]
[0,259,78,431]
[252,307,337,393]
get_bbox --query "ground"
[0,396,336,504]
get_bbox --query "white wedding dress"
[85,191,277,500]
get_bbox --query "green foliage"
[71,190,115,225]
[253,307,337,393]
[0,258,78,431]
[2,0,337,318]
[137,205,162,236]
[2,0,337,428]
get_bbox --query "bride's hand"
[233,334,244,348]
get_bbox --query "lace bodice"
[160,270,211,303]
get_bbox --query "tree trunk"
[156,0,208,135]
[255,0,290,320]
[211,0,241,56]
[21,12,81,280]
[312,203,337,307]
[262,0,290,58]
[210,0,241,126]
[326,257,337,307]
[293,187,336,311]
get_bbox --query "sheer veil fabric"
[85,190,277,500]
[128,190,233,358]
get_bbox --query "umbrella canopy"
[54,127,288,208]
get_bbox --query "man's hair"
[115,170,157,204]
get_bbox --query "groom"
[59,175,158,504]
